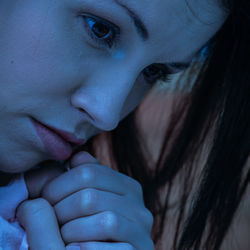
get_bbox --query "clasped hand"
[17,152,154,250]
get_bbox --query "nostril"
[77,107,95,121]
[71,93,96,121]
[71,85,124,131]
[74,102,119,131]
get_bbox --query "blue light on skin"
[111,49,126,60]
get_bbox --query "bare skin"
[1,0,229,248]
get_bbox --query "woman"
[0,0,248,249]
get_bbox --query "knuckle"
[145,238,155,250]
[136,207,154,232]
[143,209,154,229]
[17,198,51,223]
[60,224,70,243]
[25,198,51,215]
[100,211,119,233]
[76,165,96,185]
[124,244,136,250]
[19,198,50,213]
[131,179,143,196]
[16,200,31,218]
[79,188,97,210]
[149,239,155,250]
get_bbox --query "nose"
[71,66,138,131]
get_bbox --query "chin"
[0,151,49,174]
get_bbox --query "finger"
[16,198,65,250]
[25,161,65,198]
[61,211,154,250]
[54,188,153,232]
[70,151,99,168]
[42,163,143,205]
[68,242,136,250]
[65,246,81,250]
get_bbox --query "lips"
[31,118,84,161]
[44,124,85,146]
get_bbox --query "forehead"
[116,0,228,63]
[2,0,228,65]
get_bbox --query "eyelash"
[82,15,120,49]
[82,15,172,85]
[142,64,172,85]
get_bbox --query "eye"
[82,15,120,49]
[142,64,172,85]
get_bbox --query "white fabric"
[0,174,28,250]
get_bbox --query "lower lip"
[31,118,73,161]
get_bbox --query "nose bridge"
[71,63,138,131]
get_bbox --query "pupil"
[92,22,110,38]
[144,66,160,78]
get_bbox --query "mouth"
[30,118,81,161]
[45,125,85,146]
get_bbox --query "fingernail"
[66,246,81,250]
[71,151,98,167]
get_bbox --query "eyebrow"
[113,0,149,41]
[113,1,191,70]
[167,62,191,70]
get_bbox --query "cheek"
[0,10,59,83]
[1,4,77,74]
[120,77,151,120]
[0,3,100,98]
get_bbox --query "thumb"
[69,151,99,168]
[16,198,65,250]
[24,161,65,199]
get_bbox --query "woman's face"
[0,0,228,173]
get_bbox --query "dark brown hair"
[84,0,250,249]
